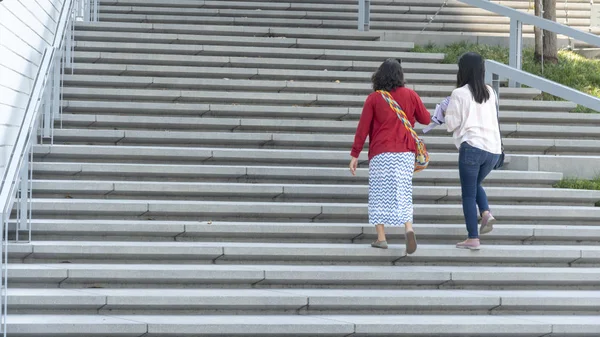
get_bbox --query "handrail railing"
[0,0,98,334]
[486,60,600,112]
[357,0,600,87]
[458,0,600,87]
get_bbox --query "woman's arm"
[412,92,432,126]
[445,91,463,133]
[350,95,375,158]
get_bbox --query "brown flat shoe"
[405,230,417,254]
[371,240,388,249]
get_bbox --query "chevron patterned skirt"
[368,152,415,226]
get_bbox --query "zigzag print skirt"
[368,152,415,226]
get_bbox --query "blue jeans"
[458,142,500,239]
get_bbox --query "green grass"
[413,42,600,113]
[554,177,600,190]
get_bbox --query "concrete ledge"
[62,101,594,122]
[32,163,562,187]
[30,180,600,206]
[8,313,600,336]
[10,288,600,313]
[23,199,600,224]
[62,74,541,98]
[74,31,414,51]
[49,129,600,155]
[10,241,599,265]
[7,315,147,335]
[11,263,600,287]
[61,87,575,111]
[74,41,444,62]
[73,51,456,72]
[508,154,600,179]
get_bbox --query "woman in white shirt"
[445,52,502,250]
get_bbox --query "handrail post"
[492,73,501,101]
[75,0,85,21]
[358,0,370,31]
[509,18,523,87]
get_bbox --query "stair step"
[8,241,599,265]
[54,115,597,139]
[94,13,588,33]
[67,63,453,82]
[49,129,600,155]
[73,31,414,51]
[74,41,445,62]
[9,263,600,288]
[97,4,590,20]
[73,52,458,73]
[9,288,600,314]
[26,220,600,243]
[18,198,600,224]
[32,163,561,186]
[29,180,600,206]
[75,21,386,41]
[32,145,454,166]
[61,101,590,122]
[60,88,576,111]
[61,75,540,98]
[14,314,600,336]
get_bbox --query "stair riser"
[97,5,592,18]
[73,42,444,63]
[71,53,458,73]
[48,137,600,156]
[8,307,600,316]
[59,81,538,99]
[32,193,594,207]
[31,174,557,188]
[95,15,588,34]
[58,93,574,112]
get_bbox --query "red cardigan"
[351,87,431,160]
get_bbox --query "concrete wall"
[0,0,64,172]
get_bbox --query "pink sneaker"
[456,239,480,250]
[480,212,496,235]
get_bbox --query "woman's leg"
[397,153,417,254]
[458,146,483,239]
[475,152,497,216]
[375,224,386,241]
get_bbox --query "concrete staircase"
[7,0,600,335]
[96,0,594,34]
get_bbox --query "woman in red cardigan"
[349,59,431,254]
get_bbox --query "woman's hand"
[349,157,358,176]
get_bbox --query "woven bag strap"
[377,90,421,143]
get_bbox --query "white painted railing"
[486,60,600,112]
[0,0,98,334]
[356,0,600,85]
[458,0,600,87]
[356,0,600,111]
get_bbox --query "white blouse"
[445,84,503,155]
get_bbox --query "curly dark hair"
[371,58,405,92]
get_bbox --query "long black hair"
[372,58,405,92]
[457,52,490,104]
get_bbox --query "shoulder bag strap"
[377,90,422,143]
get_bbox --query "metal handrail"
[486,60,600,112]
[0,0,98,334]
[458,0,600,87]
[460,0,600,46]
